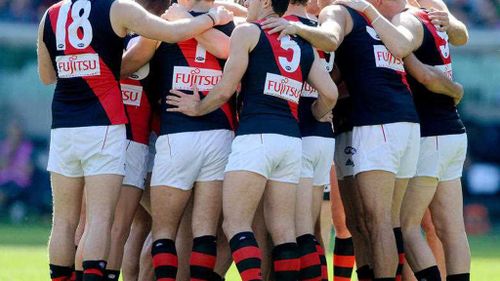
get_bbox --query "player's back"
[43,0,126,129]
[237,21,315,138]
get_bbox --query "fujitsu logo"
[121,83,143,107]
[172,66,222,91]
[264,73,302,104]
[56,53,100,78]
[373,45,405,72]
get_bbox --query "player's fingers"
[268,25,285,35]
[169,89,185,97]
[166,95,181,102]
[166,107,182,112]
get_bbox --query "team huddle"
[36,0,470,280]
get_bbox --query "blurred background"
[0,0,499,280]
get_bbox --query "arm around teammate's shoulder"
[121,36,158,79]
[307,51,339,121]
[111,0,233,44]
[37,13,56,85]
[417,0,468,45]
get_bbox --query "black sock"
[210,272,225,281]
[152,239,177,281]
[374,278,395,281]
[394,227,405,281]
[446,273,470,281]
[272,243,300,281]
[82,260,107,281]
[297,234,322,280]
[75,270,83,281]
[415,266,441,281]
[357,265,372,281]
[104,270,120,281]
[50,264,73,281]
[190,235,217,281]
[229,232,262,281]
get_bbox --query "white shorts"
[416,133,467,181]
[334,131,355,180]
[123,141,149,189]
[301,136,335,186]
[352,122,420,178]
[225,134,302,184]
[151,130,233,190]
[47,125,126,177]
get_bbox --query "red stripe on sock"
[274,258,301,272]
[153,253,178,268]
[83,269,103,277]
[240,268,262,281]
[334,254,356,268]
[300,252,321,269]
[190,251,216,268]
[316,244,325,255]
[233,246,261,263]
[335,277,352,281]
[51,277,68,281]
[398,253,405,263]
[157,278,176,281]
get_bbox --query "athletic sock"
[82,260,107,281]
[394,227,405,281]
[190,235,217,281]
[104,270,120,281]
[374,278,395,281]
[210,272,225,281]
[50,264,73,281]
[415,266,441,281]
[75,270,83,281]
[152,239,178,281]
[333,237,355,281]
[69,265,76,281]
[446,273,470,281]
[356,265,373,281]
[229,232,262,281]
[272,242,301,281]
[297,234,322,280]
[314,239,329,281]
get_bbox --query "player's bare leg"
[393,178,409,281]
[122,205,151,281]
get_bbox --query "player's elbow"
[39,72,56,85]
[449,33,469,46]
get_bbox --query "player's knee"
[53,216,80,234]
[111,222,132,244]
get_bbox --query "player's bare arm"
[37,13,56,85]
[403,54,463,103]
[166,23,259,116]
[110,0,233,44]
[306,50,339,120]
[334,0,414,58]
[215,0,248,17]
[417,0,468,45]
[162,3,231,59]
[121,36,158,78]
[260,5,348,52]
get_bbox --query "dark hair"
[289,0,308,6]
[136,0,171,16]
[271,0,290,16]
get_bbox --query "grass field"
[0,224,499,281]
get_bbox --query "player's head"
[136,0,171,16]
[245,0,290,21]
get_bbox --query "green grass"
[0,223,499,281]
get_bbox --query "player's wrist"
[207,11,218,26]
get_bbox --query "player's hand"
[209,6,234,26]
[319,111,333,123]
[261,18,299,39]
[333,0,372,13]
[162,3,190,21]
[166,87,201,116]
[428,9,450,32]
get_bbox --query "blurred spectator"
[0,119,34,221]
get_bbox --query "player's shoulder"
[232,22,261,37]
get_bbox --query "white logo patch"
[366,26,381,41]
[172,66,222,91]
[121,83,143,107]
[373,45,404,72]
[264,73,302,104]
[435,63,453,79]
[56,53,100,78]
[301,82,318,98]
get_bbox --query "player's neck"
[285,5,308,18]
[260,11,279,20]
